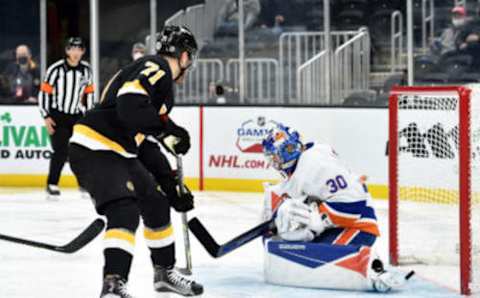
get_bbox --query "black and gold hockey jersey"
[70,55,174,158]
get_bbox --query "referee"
[38,37,94,200]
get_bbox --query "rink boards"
[0,105,408,200]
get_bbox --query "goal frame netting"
[388,85,473,295]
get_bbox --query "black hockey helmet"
[66,37,85,49]
[156,25,198,63]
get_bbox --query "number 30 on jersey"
[326,175,348,193]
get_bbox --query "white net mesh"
[394,86,480,294]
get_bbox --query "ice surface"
[0,188,463,297]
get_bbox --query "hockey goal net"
[389,85,480,295]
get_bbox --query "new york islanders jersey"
[269,143,379,236]
[70,55,174,158]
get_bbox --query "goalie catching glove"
[157,120,191,155]
[275,198,333,241]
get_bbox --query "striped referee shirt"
[38,59,95,118]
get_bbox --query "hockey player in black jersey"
[68,26,203,297]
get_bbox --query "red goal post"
[388,86,478,295]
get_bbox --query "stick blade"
[58,218,105,253]
[188,217,220,257]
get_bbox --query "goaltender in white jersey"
[261,123,413,292]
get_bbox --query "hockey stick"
[176,155,193,275]
[157,135,192,274]
[0,218,105,253]
[188,217,275,258]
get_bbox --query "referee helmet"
[66,37,86,49]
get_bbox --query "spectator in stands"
[458,6,480,50]
[3,44,40,103]
[131,42,146,61]
[215,84,227,104]
[455,6,480,69]
[271,15,285,35]
[215,0,261,37]
[430,6,469,57]
[208,81,217,101]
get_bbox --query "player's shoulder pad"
[145,55,172,73]
[294,144,328,176]
[117,56,172,98]
[139,55,173,85]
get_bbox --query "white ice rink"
[0,188,464,298]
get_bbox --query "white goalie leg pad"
[264,238,374,291]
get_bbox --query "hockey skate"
[370,259,414,292]
[154,266,203,296]
[100,275,134,298]
[46,184,60,201]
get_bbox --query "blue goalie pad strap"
[267,240,362,269]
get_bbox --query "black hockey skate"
[154,266,203,296]
[46,184,60,201]
[100,275,134,298]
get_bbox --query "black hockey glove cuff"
[157,121,191,155]
[170,183,194,212]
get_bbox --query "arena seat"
[335,10,367,29]
[368,0,402,11]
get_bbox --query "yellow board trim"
[368,184,389,200]
[0,174,79,187]
[0,174,199,190]
[5,175,472,204]
[202,178,388,199]
[203,178,279,192]
[144,225,173,240]
[105,229,136,245]
[74,124,128,154]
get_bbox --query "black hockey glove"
[158,122,191,155]
[170,183,194,212]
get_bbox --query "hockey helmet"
[156,25,198,64]
[66,37,85,49]
[262,123,303,176]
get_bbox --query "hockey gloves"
[275,199,315,241]
[158,121,191,155]
[275,199,334,241]
[170,183,194,212]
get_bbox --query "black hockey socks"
[103,198,140,280]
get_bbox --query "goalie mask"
[262,124,303,177]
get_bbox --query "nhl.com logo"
[236,116,277,153]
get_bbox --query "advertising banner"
[0,106,199,187]
[0,106,57,175]
[0,105,390,196]
[202,107,389,193]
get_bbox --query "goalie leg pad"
[264,239,374,291]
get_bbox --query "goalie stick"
[0,218,105,253]
[188,217,275,258]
